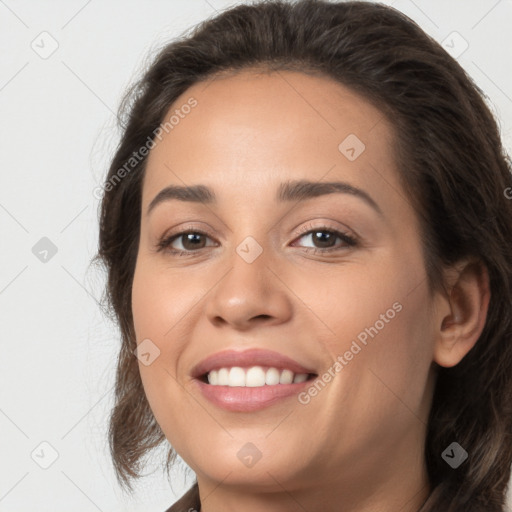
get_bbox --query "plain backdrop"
[1,0,511,510]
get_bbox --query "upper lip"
[191,348,317,378]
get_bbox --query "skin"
[131,69,490,512]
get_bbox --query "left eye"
[292,228,357,251]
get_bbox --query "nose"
[204,241,293,331]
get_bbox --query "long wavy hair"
[94,1,512,510]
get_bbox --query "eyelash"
[156,223,358,257]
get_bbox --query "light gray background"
[1,0,511,510]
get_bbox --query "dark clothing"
[164,483,201,512]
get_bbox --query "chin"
[185,436,310,489]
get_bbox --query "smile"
[205,366,312,387]
[191,348,318,412]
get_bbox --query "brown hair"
[94,1,512,510]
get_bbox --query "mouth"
[191,348,318,412]
[198,366,317,387]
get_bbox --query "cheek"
[130,256,211,419]
[131,259,185,405]
[292,247,433,397]
[288,252,425,347]
[335,269,434,412]
[131,256,201,345]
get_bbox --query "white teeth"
[228,367,246,386]
[206,366,310,387]
[279,369,294,384]
[246,366,266,387]
[217,368,229,386]
[207,370,218,385]
[265,367,280,385]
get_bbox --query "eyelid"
[292,220,357,239]
[159,222,218,242]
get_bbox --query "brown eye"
[293,228,357,252]
[157,230,216,254]
[175,232,208,251]
[302,230,338,249]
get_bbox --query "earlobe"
[433,260,491,368]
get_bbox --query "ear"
[432,259,491,368]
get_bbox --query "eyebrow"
[147,179,383,217]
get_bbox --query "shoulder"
[163,482,201,512]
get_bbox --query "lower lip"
[195,378,314,412]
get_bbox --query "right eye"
[157,230,217,255]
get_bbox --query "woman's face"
[132,70,439,494]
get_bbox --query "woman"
[95,1,512,510]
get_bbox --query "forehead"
[142,69,399,211]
